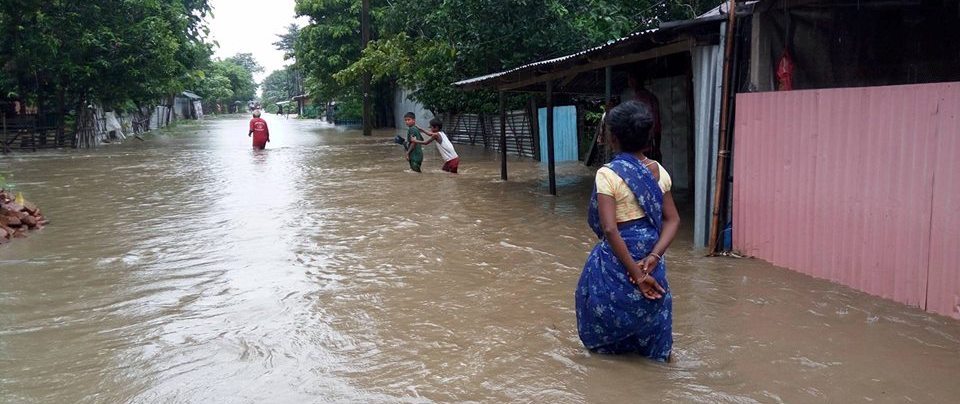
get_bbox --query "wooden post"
[708,0,739,254]
[530,96,540,162]
[499,90,508,181]
[361,0,372,136]
[546,80,557,196]
[57,87,65,146]
[2,114,8,154]
[604,66,612,103]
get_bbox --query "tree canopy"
[261,66,302,114]
[293,0,723,115]
[1,0,214,111]
[194,55,259,112]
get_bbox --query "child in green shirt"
[403,112,423,172]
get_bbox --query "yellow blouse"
[595,162,672,222]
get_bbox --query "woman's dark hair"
[429,118,443,129]
[606,100,653,152]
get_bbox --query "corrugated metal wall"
[692,43,723,248]
[538,106,579,163]
[733,82,960,319]
[650,75,694,194]
[926,89,960,318]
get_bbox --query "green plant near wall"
[584,110,604,126]
[301,105,321,119]
[0,172,9,189]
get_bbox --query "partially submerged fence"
[439,110,537,159]
[2,104,178,153]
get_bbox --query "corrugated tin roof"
[453,29,658,87]
[181,91,201,100]
[452,1,757,89]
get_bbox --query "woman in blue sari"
[576,100,681,362]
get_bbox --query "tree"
[294,0,365,103]
[195,58,257,113]
[261,67,300,113]
[295,0,722,115]
[273,23,301,61]
[272,24,304,96]
[0,0,213,131]
[225,52,264,74]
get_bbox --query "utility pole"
[361,0,372,136]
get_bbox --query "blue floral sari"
[575,152,672,361]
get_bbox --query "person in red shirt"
[248,110,270,149]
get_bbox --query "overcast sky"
[207,0,307,88]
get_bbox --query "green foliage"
[300,105,321,119]
[225,53,264,74]
[261,67,301,112]
[294,0,721,115]
[334,96,363,121]
[273,24,300,61]
[261,25,305,114]
[195,55,259,113]
[584,110,604,126]
[294,0,364,102]
[0,0,213,112]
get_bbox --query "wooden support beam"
[604,66,612,103]
[708,0,738,254]
[546,80,557,196]
[499,91,507,181]
[530,96,540,162]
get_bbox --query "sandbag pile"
[0,190,47,243]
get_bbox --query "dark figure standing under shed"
[625,72,662,162]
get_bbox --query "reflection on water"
[2,115,959,403]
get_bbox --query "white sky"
[207,0,307,92]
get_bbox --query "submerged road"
[1,115,959,403]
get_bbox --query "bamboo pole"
[707,0,739,254]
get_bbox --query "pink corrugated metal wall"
[733,82,960,319]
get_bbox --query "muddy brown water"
[2,115,959,403]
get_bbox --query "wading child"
[403,112,423,172]
[410,118,460,173]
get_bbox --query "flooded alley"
[2,115,959,403]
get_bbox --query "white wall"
[394,88,434,130]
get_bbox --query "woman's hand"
[638,276,665,300]
[629,262,665,300]
[638,254,659,275]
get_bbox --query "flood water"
[2,115,959,403]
